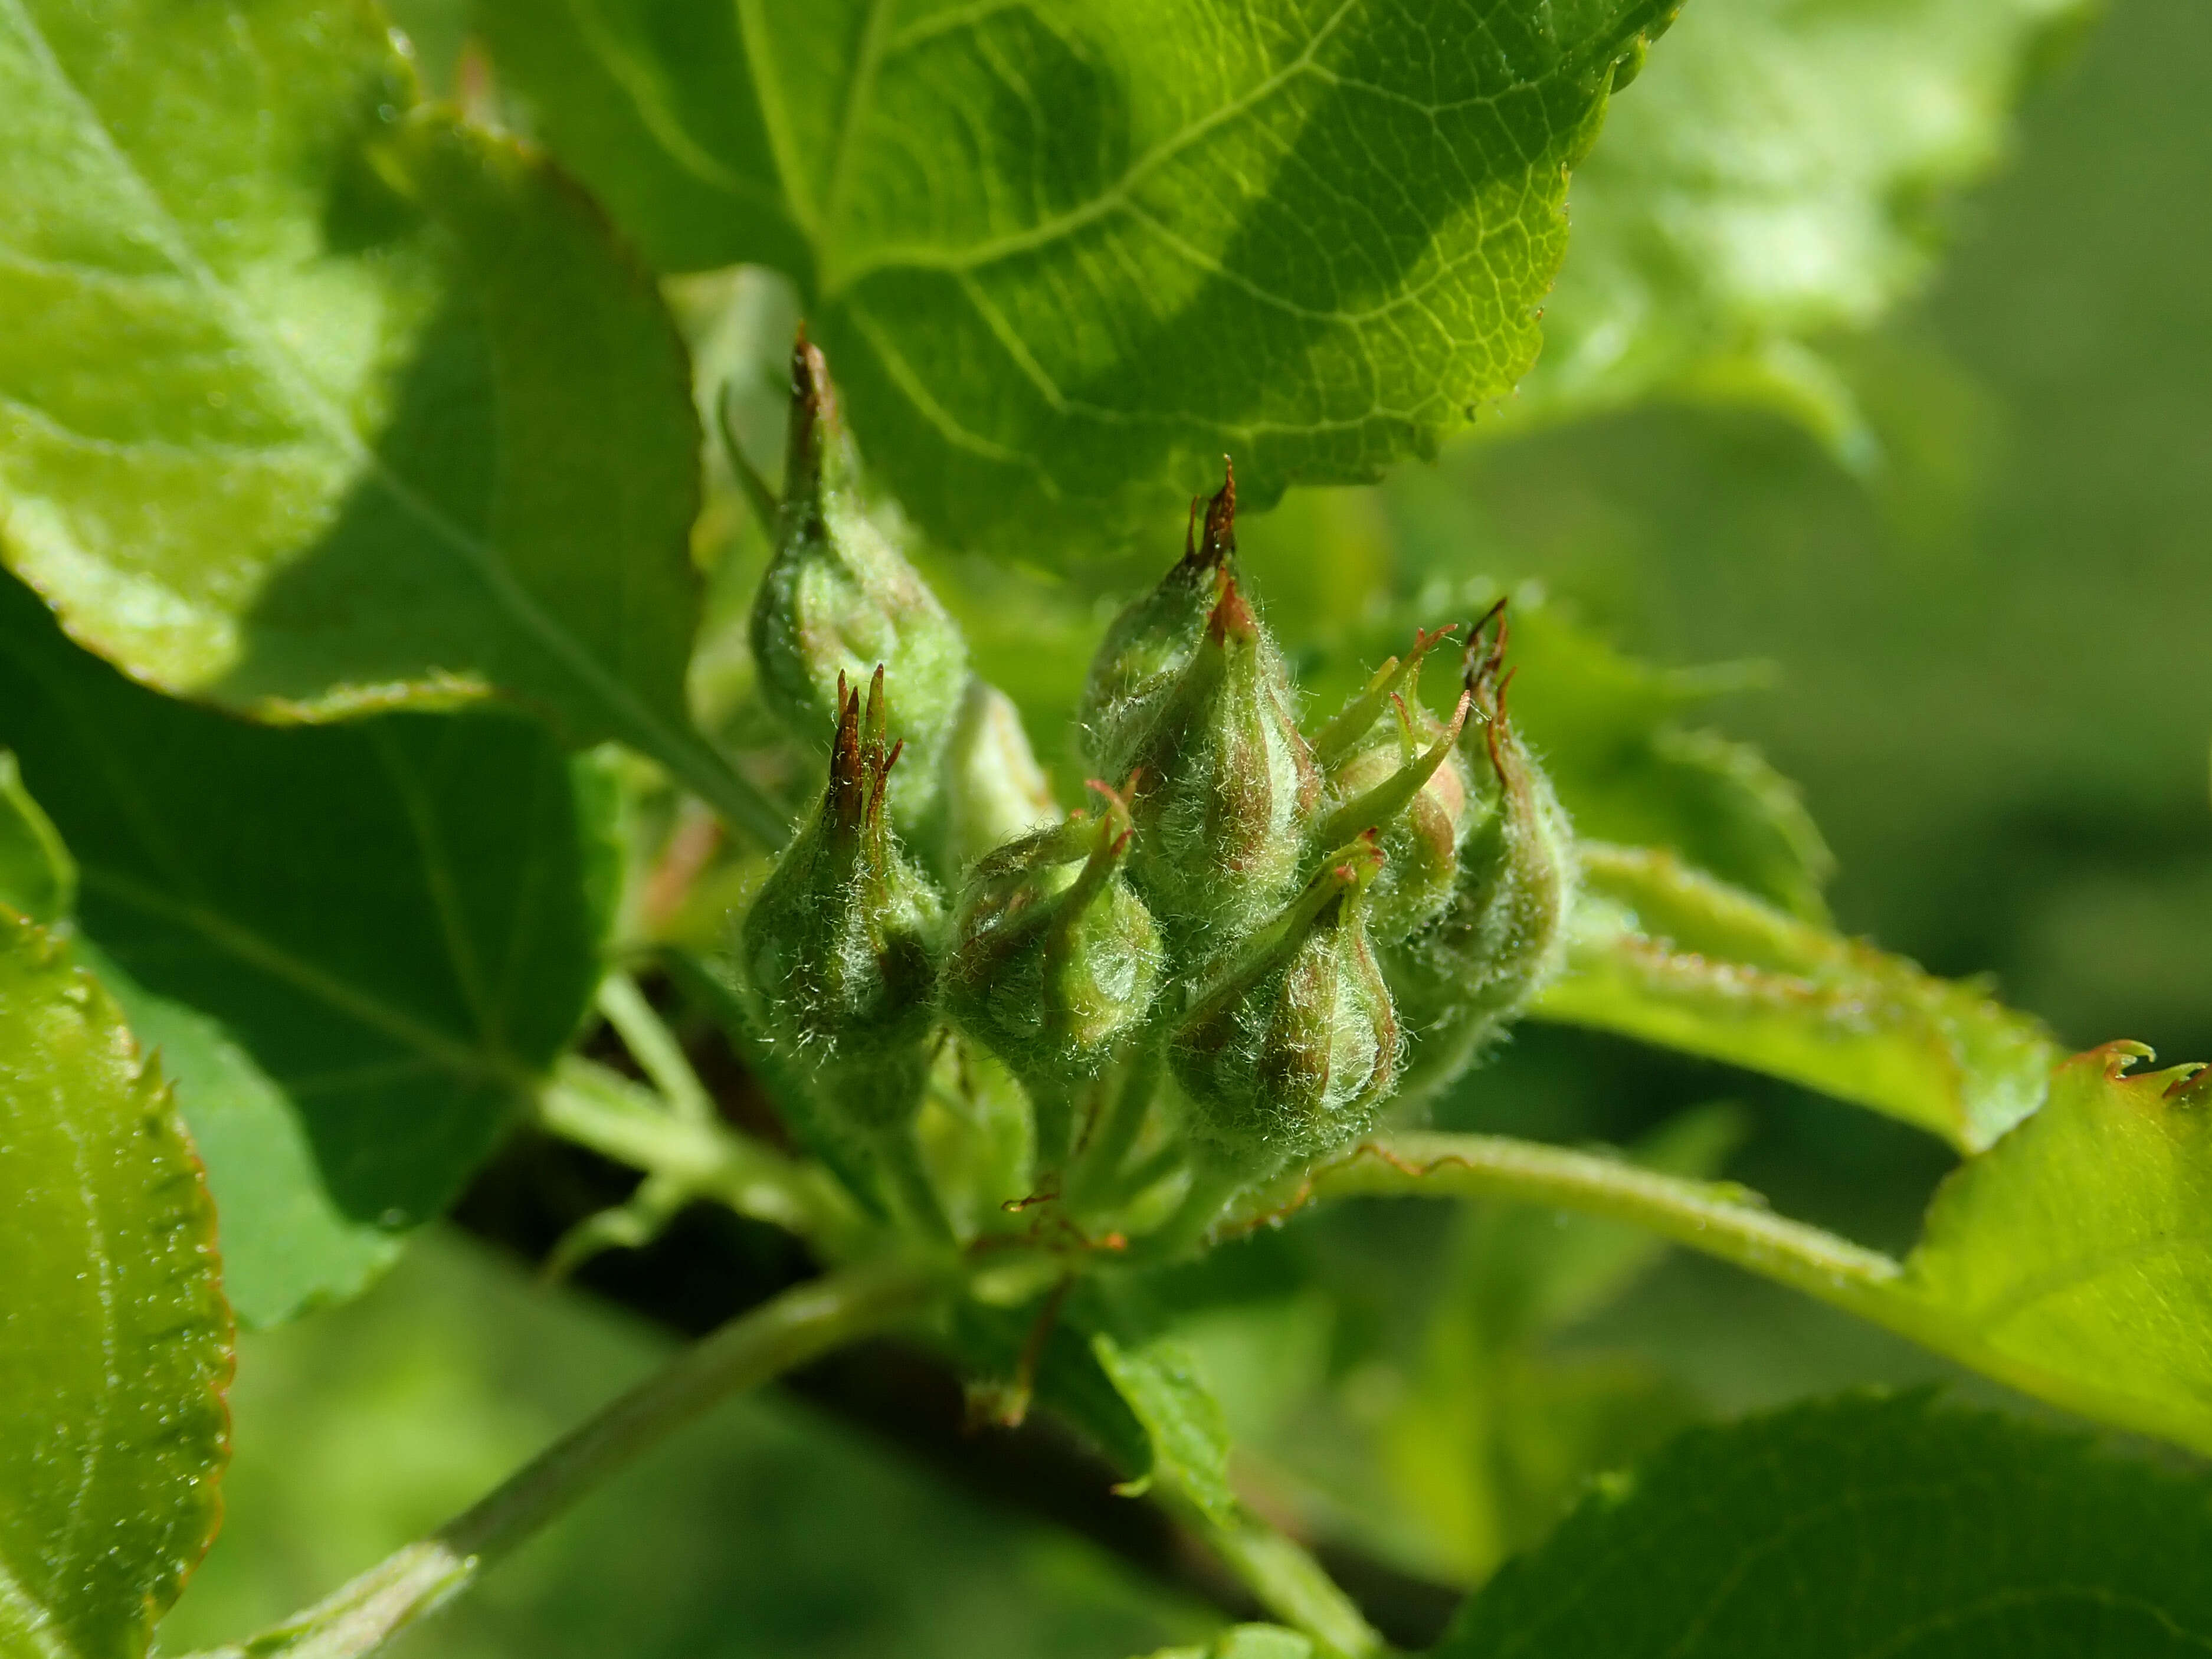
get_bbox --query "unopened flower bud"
[1312,623,1479,946]
[1171,835,1399,1182]
[1079,468,1242,785]
[1385,612,1578,1099]
[740,667,948,1225]
[940,679,1059,878]
[944,781,1162,1169]
[1100,481,1319,952]
[751,333,968,834]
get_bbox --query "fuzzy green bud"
[944,782,1163,1168]
[1079,470,1241,785]
[751,334,968,834]
[1170,834,1400,1183]
[1384,611,1578,1100]
[740,667,947,1225]
[1120,572,1321,953]
[1311,623,1479,946]
[940,678,1059,879]
[1097,479,1319,952]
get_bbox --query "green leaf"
[1535,843,2060,1150]
[0,912,231,1659]
[1437,1393,2212,1658]
[1092,1328,1381,1657]
[77,942,402,1332]
[0,573,619,1327]
[0,750,73,924]
[472,0,1676,555]
[1516,0,2088,445]
[1889,1042,2212,1457]
[1092,1331,1241,1526]
[0,3,778,840]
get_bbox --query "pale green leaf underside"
[0,1,782,837]
[0,573,617,1327]
[1438,1394,2212,1657]
[1535,844,2059,1151]
[0,913,229,1659]
[476,0,1675,555]
[1518,0,2085,440]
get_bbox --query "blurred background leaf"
[152,1235,1210,1659]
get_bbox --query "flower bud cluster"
[738,342,1576,1246]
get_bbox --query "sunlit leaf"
[0,573,619,1327]
[0,1,779,838]
[1535,844,2059,1150]
[1891,1041,2212,1455]
[473,0,1676,556]
[0,912,230,1659]
[1437,1393,2212,1657]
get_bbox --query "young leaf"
[1093,1329,1381,1658]
[472,0,1677,555]
[0,574,619,1327]
[1891,1042,2212,1457]
[1517,0,2089,444]
[1534,844,2059,1151]
[1436,1393,2212,1657]
[0,912,231,1659]
[1092,1332,1242,1527]
[0,3,778,840]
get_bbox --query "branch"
[180,1260,937,1659]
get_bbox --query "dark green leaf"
[473,0,1675,555]
[0,912,230,1659]
[1518,0,2090,447]
[0,750,73,924]
[0,2,779,837]
[0,573,618,1326]
[1535,844,2060,1150]
[1438,1393,2212,1657]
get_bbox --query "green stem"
[1269,1129,2212,1463]
[179,1262,937,1659]
[1286,1132,1905,1316]
[596,971,716,1127]
[1196,1506,1384,1659]
[1064,1046,1163,1214]
[539,1058,857,1245]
